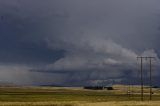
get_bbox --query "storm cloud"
[0,0,160,85]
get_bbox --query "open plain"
[0,85,160,106]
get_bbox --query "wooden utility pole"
[137,57,145,101]
[148,57,155,100]
[137,56,155,101]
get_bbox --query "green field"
[0,85,160,106]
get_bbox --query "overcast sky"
[0,0,160,86]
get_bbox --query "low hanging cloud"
[47,39,137,70]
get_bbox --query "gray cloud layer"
[0,0,160,85]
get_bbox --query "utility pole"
[147,57,155,100]
[137,56,155,101]
[137,56,147,101]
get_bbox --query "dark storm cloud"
[0,1,65,65]
[0,0,160,85]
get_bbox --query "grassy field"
[0,85,160,106]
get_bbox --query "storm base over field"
[0,0,160,86]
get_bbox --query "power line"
[137,56,155,101]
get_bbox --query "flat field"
[0,85,160,106]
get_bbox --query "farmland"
[0,85,160,106]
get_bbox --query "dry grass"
[81,101,160,106]
[0,101,160,106]
[0,85,160,106]
[0,102,78,106]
